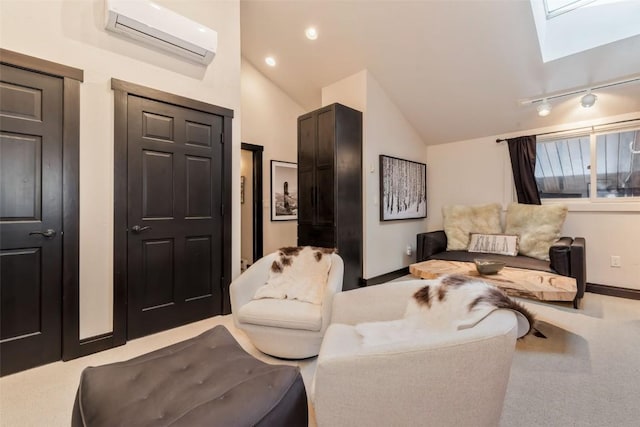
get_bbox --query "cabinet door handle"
[131,225,152,234]
[29,229,56,239]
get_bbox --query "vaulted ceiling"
[240,0,640,145]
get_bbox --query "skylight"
[544,0,596,19]
[531,0,640,62]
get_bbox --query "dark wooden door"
[298,107,337,248]
[127,95,223,339]
[297,108,335,228]
[0,64,63,376]
[297,114,315,226]
[315,108,336,226]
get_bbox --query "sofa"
[416,230,586,308]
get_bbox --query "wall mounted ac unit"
[105,0,217,65]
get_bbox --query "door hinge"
[221,204,224,216]
[220,133,224,144]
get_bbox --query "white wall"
[0,0,241,338]
[322,70,428,279]
[321,70,367,112]
[427,112,640,290]
[426,136,513,226]
[240,58,305,254]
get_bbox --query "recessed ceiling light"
[305,27,318,40]
[265,56,276,67]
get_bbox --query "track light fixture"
[519,74,640,116]
[580,90,597,108]
[536,99,552,116]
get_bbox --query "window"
[595,130,640,198]
[536,135,590,198]
[535,127,640,200]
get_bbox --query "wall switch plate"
[610,256,622,268]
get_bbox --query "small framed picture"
[270,160,297,221]
[240,176,245,204]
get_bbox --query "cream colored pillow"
[253,246,334,304]
[442,203,502,250]
[504,203,568,261]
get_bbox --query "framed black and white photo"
[270,160,297,221]
[240,176,245,204]
[379,155,427,221]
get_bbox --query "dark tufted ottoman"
[72,325,308,426]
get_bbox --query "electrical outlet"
[406,245,412,256]
[610,256,621,268]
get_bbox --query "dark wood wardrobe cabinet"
[297,103,363,291]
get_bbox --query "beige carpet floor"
[1,291,639,426]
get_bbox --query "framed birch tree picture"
[379,155,427,221]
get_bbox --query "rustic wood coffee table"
[409,259,577,302]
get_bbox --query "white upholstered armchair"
[312,280,519,427]
[230,251,344,359]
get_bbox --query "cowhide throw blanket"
[253,246,336,305]
[356,274,535,346]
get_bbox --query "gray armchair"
[312,280,520,427]
[230,251,344,359]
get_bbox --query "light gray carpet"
[1,292,639,426]
[500,294,640,427]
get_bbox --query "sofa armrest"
[416,230,447,262]
[549,237,572,277]
[320,254,345,332]
[549,237,586,307]
[571,237,586,300]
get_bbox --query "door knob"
[29,229,56,238]
[131,225,151,233]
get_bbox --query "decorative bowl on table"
[474,259,506,275]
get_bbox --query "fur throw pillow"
[355,275,534,347]
[442,203,502,250]
[253,246,336,305]
[504,203,568,261]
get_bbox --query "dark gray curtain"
[507,135,541,205]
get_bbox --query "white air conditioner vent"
[105,0,217,65]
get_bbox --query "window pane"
[535,137,590,198]
[595,130,640,198]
